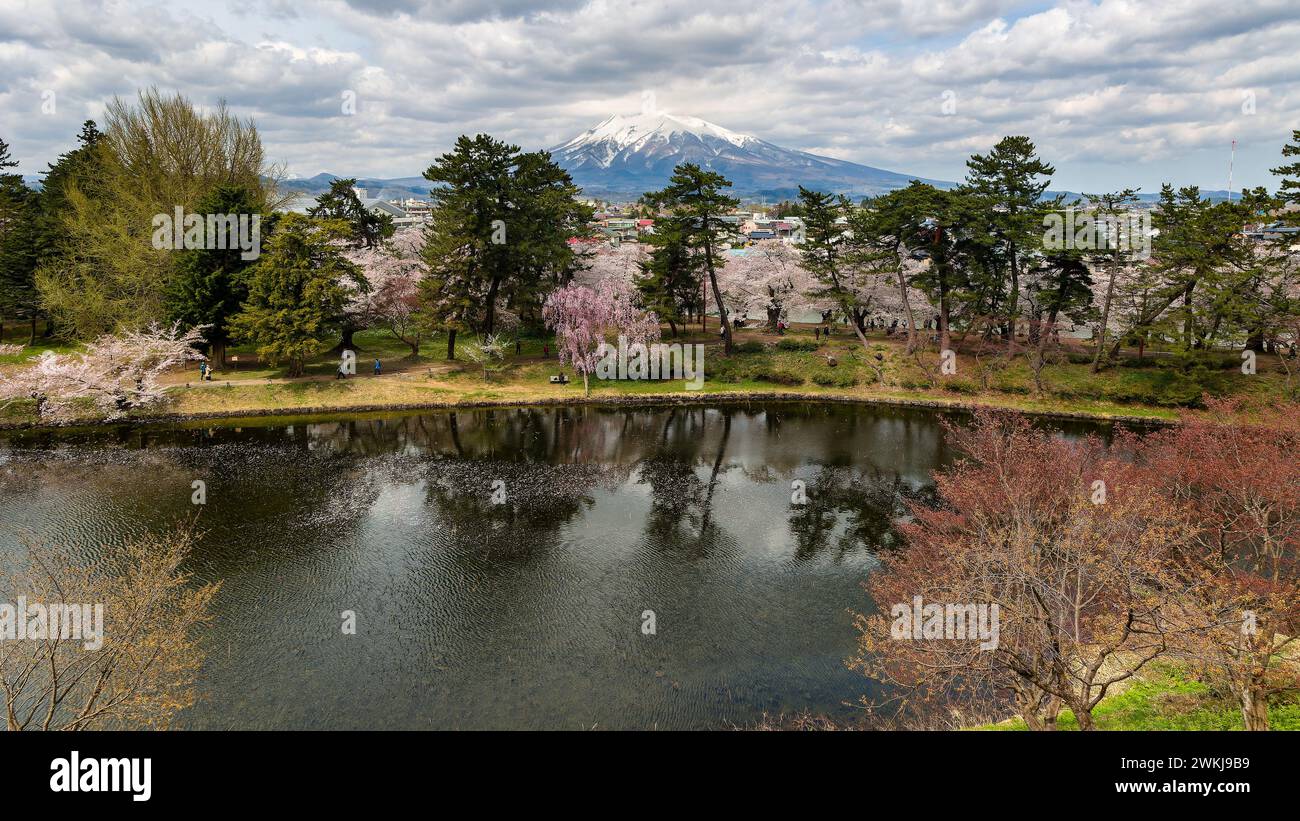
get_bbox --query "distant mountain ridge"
[276,172,432,201]
[547,112,950,199]
[267,114,1245,205]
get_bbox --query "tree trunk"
[1021,704,1061,731]
[484,276,501,337]
[1092,261,1118,372]
[330,325,360,355]
[446,328,457,360]
[705,241,732,354]
[939,276,951,353]
[1006,243,1019,352]
[211,339,227,367]
[1073,706,1095,731]
[582,371,590,396]
[1239,686,1270,731]
[896,264,918,354]
[1244,327,1266,353]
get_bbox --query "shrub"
[776,338,819,352]
[1119,357,1157,369]
[813,371,856,388]
[1156,374,1207,407]
[941,377,979,395]
[1103,381,1159,405]
[734,340,767,354]
[707,358,747,383]
[992,378,1030,395]
[751,367,804,385]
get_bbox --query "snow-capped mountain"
[549,112,948,199]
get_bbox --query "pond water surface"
[0,401,1126,729]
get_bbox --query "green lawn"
[2,323,1296,427]
[978,664,1300,731]
[0,327,76,366]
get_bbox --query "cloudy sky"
[1,0,1297,193]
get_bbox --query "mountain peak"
[549,112,948,199]
[558,112,758,153]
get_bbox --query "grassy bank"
[976,663,1300,731]
[2,325,1295,429]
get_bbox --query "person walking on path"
[373,359,382,376]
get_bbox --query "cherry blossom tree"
[338,228,426,352]
[1128,401,1300,730]
[371,270,430,358]
[572,242,647,288]
[460,333,509,381]
[717,241,817,330]
[0,322,207,422]
[542,277,660,395]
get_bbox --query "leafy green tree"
[497,150,591,328]
[420,135,588,357]
[0,137,39,342]
[1025,248,1094,344]
[306,178,389,353]
[963,136,1057,346]
[890,182,979,353]
[165,185,264,365]
[1148,185,1268,353]
[636,215,702,336]
[231,215,361,377]
[644,164,739,353]
[1270,129,1300,213]
[36,89,276,339]
[853,188,938,352]
[308,177,394,248]
[799,186,883,350]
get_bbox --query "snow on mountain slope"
[557,112,758,159]
[549,112,950,199]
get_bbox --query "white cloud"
[1,0,1298,193]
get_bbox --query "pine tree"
[1270,129,1300,213]
[963,136,1056,347]
[231,215,361,377]
[636,215,701,336]
[1083,188,1141,371]
[308,177,395,248]
[166,185,264,365]
[419,134,587,357]
[644,164,739,353]
[0,137,39,342]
